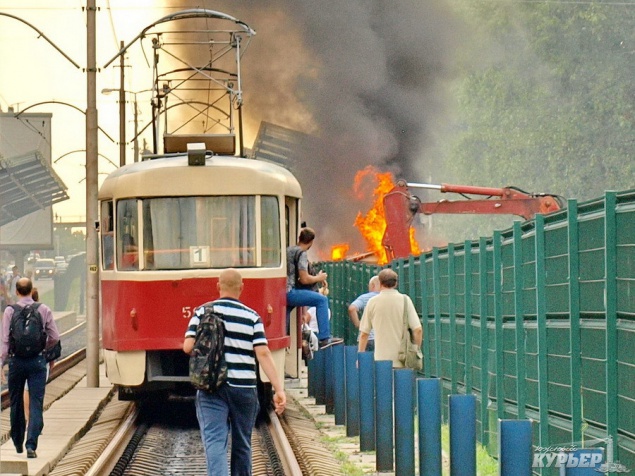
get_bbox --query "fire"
[352,166,422,264]
[410,228,421,255]
[353,166,396,265]
[331,243,350,261]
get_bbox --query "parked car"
[34,259,56,280]
[55,260,69,275]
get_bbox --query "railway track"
[2,325,346,474]
[50,394,315,475]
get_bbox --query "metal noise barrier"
[305,352,542,474]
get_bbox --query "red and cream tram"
[98,149,302,399]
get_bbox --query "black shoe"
[318,337,344,349]
[15,445,23,454]
[27,449,37,458]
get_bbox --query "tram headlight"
[187,142,206,166]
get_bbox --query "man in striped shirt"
[183,268,286,476]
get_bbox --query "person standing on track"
[1,277,60,459]
[183,268,286,476]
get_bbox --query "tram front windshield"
[108,195,281,270]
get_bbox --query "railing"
[322,190,635,472]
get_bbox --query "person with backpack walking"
[183,268,286,476]
[1,277,60,459]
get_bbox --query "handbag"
[398,295,423,371]
[44,340,62,362]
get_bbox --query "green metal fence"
[322,190,635,471]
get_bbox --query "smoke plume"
[178,1,467,257]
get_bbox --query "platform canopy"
[0,150,68,227]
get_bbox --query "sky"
[0,1,168,220]
[0,1,467,255]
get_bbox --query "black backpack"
[189,304,228,393]
[9,303,47,358]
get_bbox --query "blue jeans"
[286,289,331,341]
[8,354,47,451]
[195,385,259,476]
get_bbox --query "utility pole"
[85,0,100,387]
[118,40,126,167]
[133,94,139,162]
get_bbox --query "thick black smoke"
[177,1,466,257]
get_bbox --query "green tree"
[435,0,635,241]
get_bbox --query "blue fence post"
[358,351,375,451]
[333,344,346,425]
[499,419,533,476]
[314,348,326,405]
[345,346,360,436]
[449,394,476,476]
[324,345,334,414]
[375,360,394,472]
[418,378,442,476]
[395,369,416,476]
[307,355,315,397]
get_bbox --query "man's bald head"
[16,277,33,297]
[218,268,243,298]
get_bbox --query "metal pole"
[333,344,346,425]
[85,0,100,387]
[358,351,375,451]
[314,348,325,405]
[133,94,139,162]
[498,419,533,476]
[324,345,334,414]
[118,40,126,167]
[449,394,476,476]
[418,378,442,476]
[375,360,394,472]
[394,369,415,476]
[344,346,360,437]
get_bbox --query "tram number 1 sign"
[190,246,211,267]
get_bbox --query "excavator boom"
[382,180,564,261]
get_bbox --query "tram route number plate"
[189,246,210,267]
[89,265,98,273]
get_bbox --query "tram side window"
[101,201,114,270]
[261,196,281,267]
[117,199,139,270]
[143,196,257,269]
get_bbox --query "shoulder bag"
[398,295,423,371]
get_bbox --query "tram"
[97,9,304,400]
[98,148,302,399]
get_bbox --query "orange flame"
[352,166,422,264]
[353,166,396,265]
[331,243,350,261]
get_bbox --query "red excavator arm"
[382,180,564,261]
